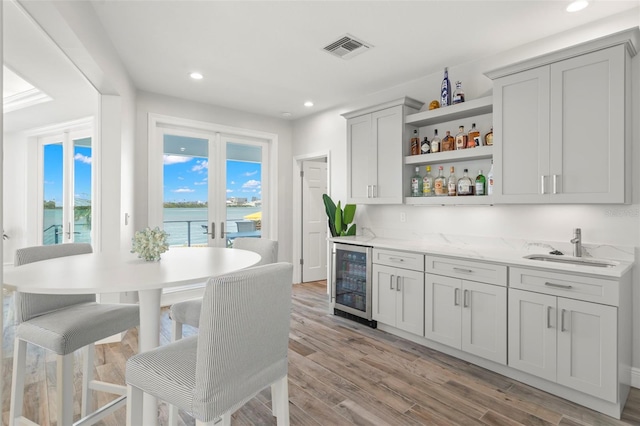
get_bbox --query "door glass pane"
[43,143,63,245]
[163,134,209,247]
[73,137,92,243]
[226,142,262,247]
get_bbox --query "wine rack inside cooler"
[335,248,367,312]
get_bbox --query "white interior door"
[302,160,327,282]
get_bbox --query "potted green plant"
[322,194,356,237]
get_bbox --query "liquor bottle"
[420,137,431,155]
[441,67,452,107]
[457,169,474,196]
[475,170,486,196]
[430,129,441,153]
[434,166,447,196]
[447,166,457,196]
[410,166,422,197]
[422,165,434,197]
[441,131,454,151]
[452,81,465,104]
[468,123,480,148]
[487,160,495,195]
[485,127,494,146]
[410,129,420,155]
[455,126,467,150]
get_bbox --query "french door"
[158,127,267,248]
[39,129,93,245]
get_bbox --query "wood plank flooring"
[2,281,640,425]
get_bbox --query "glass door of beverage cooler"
[332,243,372,321]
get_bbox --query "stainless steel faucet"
[570,228,582,257]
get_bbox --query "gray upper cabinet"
[343,98,423,204]
[487,30,637,204]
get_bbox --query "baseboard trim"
[631,367,640,388]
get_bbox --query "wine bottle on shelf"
[434,166,447,196]
[422,165,434,197]
[455,126,467,150]
[441,67,452,107]
[421,137,431,155]
[442,131,454,151]
[485,127,494,146]
[487,160,495,195]
[475,170,486,196]
[468,123,480,148]
[447,166,457,196]
[457,169,474,196]
[410,129,420,155]
[410,166,422,197]
[430,129,441,153]
[452,81,465,104]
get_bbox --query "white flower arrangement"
[131,227,169,261]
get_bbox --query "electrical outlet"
[400,212,406,223]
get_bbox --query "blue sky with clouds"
[44,144,92,206]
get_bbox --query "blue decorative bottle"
[440,67,451,107]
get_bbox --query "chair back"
[193,262,292,420]
[232,238,278,265]
[14,243,95,322]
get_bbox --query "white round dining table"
[2,246,261,425]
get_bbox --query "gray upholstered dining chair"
[169,238,278,335]
[9,243,140,426]
[126,262,293,426]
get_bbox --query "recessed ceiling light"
[282,112,292,117]
[566,0,588,12]
[190,72,204,80]
[304,101,314,107]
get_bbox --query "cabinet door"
[493,66,550,203]
[346,114,373,203]
[425,274,461,349]
[508,289,557,382]
[549,45,626,203]
[557,298,617,402]
[461,280,507,365]
[372,264,397,326]
[396,269,424,335]
[371,106,403,204]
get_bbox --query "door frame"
[292,150,331,286]
[148,113,279,240]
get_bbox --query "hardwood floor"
[2,281,640,425]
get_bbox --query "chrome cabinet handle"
[547,306,552,329]
[454,288,460,306]
[388,257,405,263]
[463,289,470,308]
[389,274,394,290]
[541,175,546,195]
[561,309,567,332]
[453,267,473,274]
[552,174,558,194]
[545,282,572,289]
[372,185,377,198]
[367,185,371,198]
[396,275,401,292]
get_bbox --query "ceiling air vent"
[323,34,372,60]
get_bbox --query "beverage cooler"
[331,243,376,328]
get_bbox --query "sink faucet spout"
[570,228,582,257]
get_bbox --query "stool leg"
[9,339,27,426]
[168,321,182,426]
[82,343,95,417]
[273,375,290,426]
[126,384,144,426]
[57,354,74,426]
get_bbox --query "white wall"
[292,12,640,369]
[135,91,294,263]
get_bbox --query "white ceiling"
[89,0,640,120]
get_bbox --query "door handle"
[389,274,394,290]
[547,306,552,329]
[220,222,225,239]
[454,288,460,306]
[396,275,401,292]
[66,222,71,239]
[561,309,568,332]
[210,222,215,239]
[463,289,469,308]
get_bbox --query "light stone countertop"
[329,234,634,279]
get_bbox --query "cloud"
[193,181,207,186]
[164,155,192,165]
[242,179,261,189]
[74,153,92,164]
[244,170,258,177]
[192,160,208,173]
[177,176,184,180]
[226,189,233,193]
[172,188,195,193]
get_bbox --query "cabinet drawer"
[509,267,619,306]
[373,249,424,271]
[426,255,507,286]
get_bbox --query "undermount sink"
[523,254,619,268]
